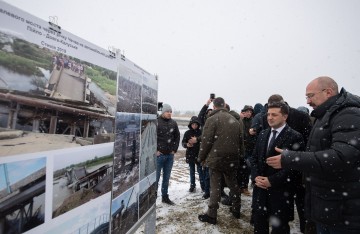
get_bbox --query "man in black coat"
[267,76,360,233]
[156,103,180,205]
[250,94,312,233]
[251,102,305,234]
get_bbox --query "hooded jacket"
[282,88,360,230]
[182,116,202,163]
[198,108,244,171]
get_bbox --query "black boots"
[189,186,195,192]
[202,193,210,199]
[162,196,175,205]
[229,207,241,219]
[198,214,217,224]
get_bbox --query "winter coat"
[157,116,180,154]
[251,125,305,221]
[281,88,360,231]
[198,104,212,128]
[242,117,256,153]
[182,116,202,164]
[198,108,244,171]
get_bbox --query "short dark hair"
[213,97,225,108]
[268,94,284,104]
[268,101,289,115]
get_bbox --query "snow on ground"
[137,150,303,234]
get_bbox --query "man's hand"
[266,147,283,169]
[255,176,271,189]
[156,151,162,156]
[249,128,256,135]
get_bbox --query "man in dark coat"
[250,94,312,233]
[198,97,244,224]
[156,103,180,205]
[251,101,305,234]
[267,76,360,233]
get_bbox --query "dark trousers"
[206,168,241,218]
[294,184,306,233]
[238,152,252,189]
[189,162,205,189]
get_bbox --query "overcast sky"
[5,0,360,112]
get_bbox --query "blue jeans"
[189,162,204,189]
[156,154,174,197]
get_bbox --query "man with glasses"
[267,76,360,233]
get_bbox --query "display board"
[0,1,158,233]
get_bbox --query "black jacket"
[157,116,180,154]
[251,125,305,221]
[182,116,202,163]
[282,88,360,230]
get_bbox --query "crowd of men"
[155,76,360,234]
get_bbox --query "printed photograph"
[0,157,46,233]
[141,75,158,115]
[138,172,157,218]
[116,63,142,113]
[52,145,113,218]
[113,112,140,198]
[0,30,116,156]
[140,114,157,180]
[111,184,139,234]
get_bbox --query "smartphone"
[210,93,215,100]
[157,102,163,111]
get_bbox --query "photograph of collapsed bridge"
[0,157,46,234]
[0,30,116,153]
[113,112,140,198]
[52,146,113,218]
[111,184,139,234]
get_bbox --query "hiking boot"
[189,187,195,193]
[241,188,251,196]
[202,193,210,199]
[198,214,217,225]
[162,196,175,205]
[229,207,240,219]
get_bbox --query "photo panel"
[140,114,157,180]
[141,73,158,115]
[138,172,156,218]
[52,145,113,219]
[111,184,139,234]
[113,112,141,198]
[116,62,142,113]
[0,157,46,233]
[30,192,112,234]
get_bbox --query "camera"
[210,93,215,100]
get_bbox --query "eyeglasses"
[305,89,326,100]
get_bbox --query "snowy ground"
[138,150,303,234]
